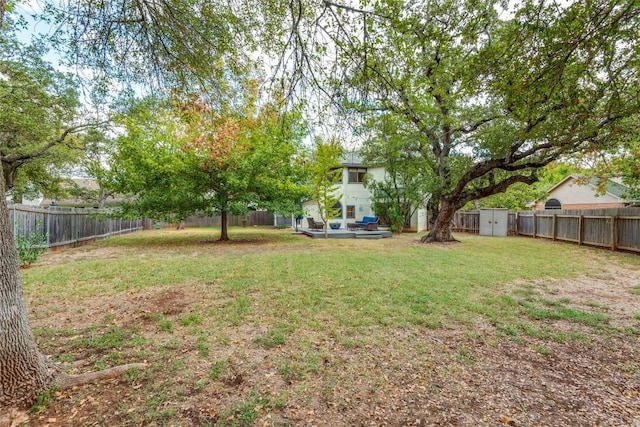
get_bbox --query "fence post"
[532,212,537,238]
[578,215,583,245]
[45,209,51,249]
[552,213,557,241]
[611,215,617,251]
[74,209,78,245]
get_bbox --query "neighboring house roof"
[546,174,634,201]
[590,176,632,199]
[41,178,124,207]
[70,178,102,192]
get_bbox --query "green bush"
[16,223,47,267]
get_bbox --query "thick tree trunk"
[0,165,147,410]
[220,209,229,241]
[421,199,459,243]
[426,196,440,231]
[0,165,58,409]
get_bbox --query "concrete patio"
[297,228,393,239]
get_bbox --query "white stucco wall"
[302,165,429,232]
[303,166,379,228]
[409,207,428,232]
[338,166,383,223]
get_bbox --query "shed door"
[479,209,508,236]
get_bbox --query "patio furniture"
[361,219,379,231]
[307,217,325,230]
[348,216,379,231]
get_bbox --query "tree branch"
[1,123,100,165]
[456,173,539,207]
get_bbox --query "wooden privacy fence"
[142,211,293,229]
[453,211,519,235]
[9,204,143,249]
[453,208,640,253]
[183,211,292,228]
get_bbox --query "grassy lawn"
[21,227,640,426]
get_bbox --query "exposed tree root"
[0,362,147,426]
[55,363,148,390]
[420,234,460,244]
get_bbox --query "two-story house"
[302,153,429,232]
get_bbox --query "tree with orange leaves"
[107,90,309,241]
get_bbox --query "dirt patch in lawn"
[12,249,640,426]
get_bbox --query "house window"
[346,205,355,218]
[348,168,367,183]
[545,198,562,210]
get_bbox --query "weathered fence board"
[453,211,518,235]
[8,205,143,249]
[184,210,288,227]
[148,211,292,228]
[555,215,580,243]
[453,208,640,253]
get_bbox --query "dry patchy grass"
[16,227,640,426]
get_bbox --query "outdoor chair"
[348,216,379,231]
[307,217,325,230]
[361,219,379,230]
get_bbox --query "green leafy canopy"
[105,89,309,240]
[0,28,84,200]
[284,0,640,241]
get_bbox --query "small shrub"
[163,339,182,350]
[145,392,178,420]
[16,221,47,267]
[618,362,639,374]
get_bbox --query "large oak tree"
[0,17,122,409]
[281,0,640,242]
